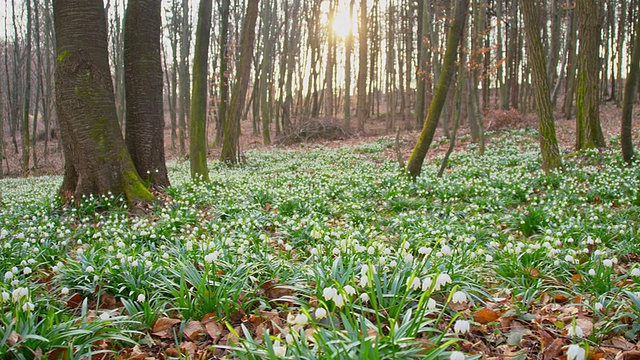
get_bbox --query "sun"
[332,11,353,39]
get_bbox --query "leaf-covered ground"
[1,129,639,360]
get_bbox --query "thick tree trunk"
[521,0,563,172]
[621,13,640,164]
[215,0,231,147]
[407,0,469,179]
[189,0,212,181]
[221,0,259,164]
[124,0,170,187]
[54,0,152,203]
[178,0,190,155]
[576,0,606,149]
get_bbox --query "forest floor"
[0,103,634,179]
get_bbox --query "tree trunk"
[178,0,190,155]
[22,0,33,174]
[407,0,469,179]
[53,0,152,203]
[356,0,367,132]
[576,0,605,150]
[415,0,430,127]
[621,12,640,164]
[521,0,563,172]
[124,0,170,187]
[564,1,579,118]
[215,0,231,147]
[344,0,355,129]
[221,0,259,164]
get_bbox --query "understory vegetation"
[1,129,639,359]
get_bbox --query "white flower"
[595,302,604,311]
[565,255,575,263]
[566,344,586,360]
[453,319,470,333]
[99,311,111,320]
[323,287,338,301]
[4,271,13,280]
[452,291,467,303]
[1,291,9,302]
[334,294,345,308]
[422,277,433,291]
[566,324,584,337]
[310,248,319,255]
[85,265,94,273]
[22,302,34,312]
[344,285,356,296]
[631,268,640,277]
[450,351,466,360]
[426,298,437,310]
[441,245,452,255]
[418,247,432,255]
[273,342,286,357]
[407,277,421,291]
[435,273,452,290]
[359,275,369,287]
[294,313,308,327]
[23,267,32,275]
[315,307,327,319]
[602,259,613,268]
[61,287,69,295]
[204,252,217,263]
[588,269,596,276]
[136,293,146,302]
[286,313,296,325]
[360,293,370,302]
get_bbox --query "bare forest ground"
[0,103,636,179]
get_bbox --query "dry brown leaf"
[67,293,85,308]
[554,293,570,303]
[151,317,181,338]
[180,342,198,356]
[524,267,540,278]
[7,331,21,346]
[570,273,582,283]
[203,319,223,342]
[473,307,501,324]
[115,345,147,360]
[542,338,564,360]
[99,292,117,309]
[623,351,640,360]
[183,320,206,341]
[575,317,593,336]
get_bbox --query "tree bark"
[344,0,355,129]
[576,0,605,149]
[214,0,231,147]
[221,0,259,164]
[189,0,213,181]
[54,0,152,203]
[521,0,563,173]
[124,0,170,187]
[407,0,469,179]
[356,0,368,132]
[415,0,430,127]
[621,12,640,164]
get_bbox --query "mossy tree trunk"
[221,0,259,164]
[53,0,152,203]
[407,0,469,180]
[414,0,430,128]
[576,0,605,150]
[214,0,231,147]
[189,0,213,181]
[621,13,640,164]
[521,0,563,173]
[124,0,170,188]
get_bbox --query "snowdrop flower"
[344,285,356,296]
[22,302,35,312]
[588,269,596,276]
[630,268,640,277]
[426,298,437,310]
[286,313,296,325]
[566,323,584,337]
[294,313,308,327]
[85,266,94,273]
[360,293,370,302]
[323,287,338,301]
[61,287,69,295]
[1,291,9,302]
[359,275,369,288]
[204,252,217,263]
[99,312,111,320]
[422,277,433,291]
[333,294,345,308]
[435,273,452,290]
[441,245,452,255]
[315,307,327,319]
[566,344,586,360]
[453,319,470,333]
[273,342,286,357]
[602,259,613,268]
[450,351,465,360]
[310,248,319,256]
[565,255,575,263]
[452,291,468,304]
[418,247,432,255]
[4,271,13,280]
[136,293,146,302]
[595,302,604,311]
[407,277,422,291]
[22,267,32,275]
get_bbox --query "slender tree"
[344,0,355,129]
[221,0,259,164]
[53,0,152,202]
[521,0,562,172]
[214,0,231,146]
[621,12,640,164]
[415,0,430,127]
[22,0,32,174]
[124,0,170,187]
[356,0,367,132]
[576,0,605,149]
[407,0,469,179]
